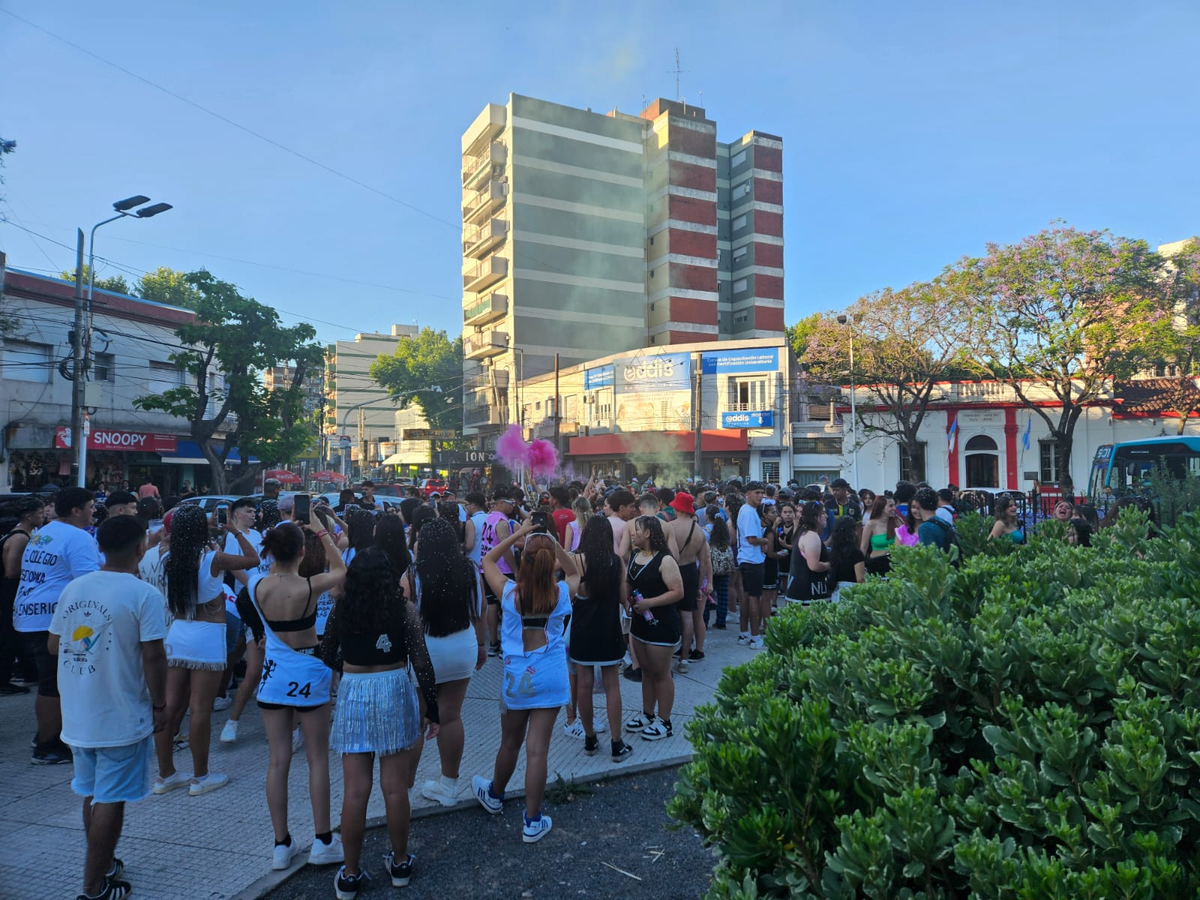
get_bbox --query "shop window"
[3,340,52,383]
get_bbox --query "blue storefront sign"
[614,352,691,393]
[701,347,780,375]
[584,365,614,390]
[721,410,775,428]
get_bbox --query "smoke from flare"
[494,424,530,471]
[527,439,559,479]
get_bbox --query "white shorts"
[426,627,477,685]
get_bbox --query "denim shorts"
[70,735,154,804]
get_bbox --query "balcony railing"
[464,329,509,359]
[462,217,508,259]
[462,180,508,225]
[465,403,504,427]
[462,256,507,293]
[463,292,508,327]
[461,142,507,189]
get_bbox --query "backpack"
[924,517,963,567]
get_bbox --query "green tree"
[1139,238,1200,434]
[0,136,14,204]
[972,225,1170,489]
[137,266,202,309]
[369,327,463,434]
[58,265,131,295]
[804,275,984,481]
[786,312,823,358]
[133,270,324,493]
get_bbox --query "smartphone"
[294,493,311,520]
[530,510,552,534]
[217,505,228,526]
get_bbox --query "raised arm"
[212,524,259,575]
[552,534,581,597]
[483,520,533,599]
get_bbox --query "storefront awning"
[381,453,405,466]
[159,441,259,466]
[568,430,748,457]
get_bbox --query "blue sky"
[2,1,1197,345]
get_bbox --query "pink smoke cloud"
[527,439,559,479]
[494,424,530,471]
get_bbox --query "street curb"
[231,750,694,900]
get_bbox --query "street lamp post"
[338,388,440,481]
[72,196,173,487]
[837,314,859,488]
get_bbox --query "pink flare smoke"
[527,439,560,479]
[494,424,530,470]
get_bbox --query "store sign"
[614,352,691,394]
[55,427,178,453]
[958,410,1002,425]
[584,365,614,390]
[721,410,774,428]
[402,429,456,440]
[433,449,493,467]
[702,347,779,375]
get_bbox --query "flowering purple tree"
[802,275,984,482]
[972,225,1169,489]
[1138,238,1200,433]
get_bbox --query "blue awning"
[159,440,259,466]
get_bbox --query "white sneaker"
[736,634,751,645]
[472,775,503,814]
[189,772,230,796]
[673,658,690,674]
[219,719,239,743]
[748,636,764,650]
[153,771,191,794]
[624,712,654,732]
[562,719,586,740]
[592,716,608,734]
[212,696,232,712]
[308,833,344,866]
[420,777,460,808]
[522,813,553,843]
[272,839,301,870]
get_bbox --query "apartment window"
[735,182,751,199]
[793,437,843,454]
[733,278,748,293]
[733,214,748,230]
[93,352,115,382]
[734,312,749,324]
[1039,440,1065,483]
[649,236,654,245]
[731,150,747,167]
[3,341,52,383]
[733,246,748,262]
[148,360,183,396]
[649,269,655,278]
[899,442,928,483]
[650,302,655,312]
[728,377,769,410]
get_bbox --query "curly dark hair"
[828,516,861,581]
[408,506,436,550]
[345,508,377,552]
[339,547,403,637]
[708,517,731,550]
[577,514,619,600]
[164,504,210,619]
[415,517,477,637]
[632,515,670,555]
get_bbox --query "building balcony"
[463,292,508,327]
[465,402,504,428]
[464,329,509,360]
[463,180,508,226]
[462,256,508,293]
[462,217,508,259]
[462,142,507,190]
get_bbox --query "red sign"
[55,427,179,453]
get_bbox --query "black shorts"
[24,631,58,698]
[258,701,327,713]
[483,571,514,607]
[677,562,700,612]
[739,562,765,598]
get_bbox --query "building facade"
[460,93,785,438]
[323,324,417,468]
[0,261,217,493]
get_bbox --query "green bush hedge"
[670,510,1200,898]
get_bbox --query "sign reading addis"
[614,352,691,394]
[721,410,774,428]
[55,427,178,453]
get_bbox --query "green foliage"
[671,513,1200,898]
[136,266,202,310]
[57,265,131,295]
[1146,468,1200,530]
[368,327,463,434]
[133,270,323,493]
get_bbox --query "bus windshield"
[1106,440,1200,496]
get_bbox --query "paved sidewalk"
[1,625,755,899]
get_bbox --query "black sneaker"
[0,681,30,695]
[487,642,501,658]
[32,741,72,765]
[76,879,131,900]
[386,851,415,887]
[611,740,633,762]
[106,858,125,883]
[583,734,599,756]
[689,650,705,662]
[621,667,642,683]
[335,866,371,900]
[712,622,727,630]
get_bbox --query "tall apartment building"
[460,94,783,436]
[323,325,417,452]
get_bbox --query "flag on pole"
[947,413,958,453]
[1022,417,1032,452]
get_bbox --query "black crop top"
[320,596,439,724]
[263,578,318,633]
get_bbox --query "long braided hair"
[164,504,210,619]
[414,516,477,637]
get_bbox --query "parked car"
[316,492,404,514]
[177,495,242,514]
[419,478,446,499]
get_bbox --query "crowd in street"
[0,471,1122,900]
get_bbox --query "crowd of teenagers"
[1,473,1120,900]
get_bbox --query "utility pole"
[553,352,561,455]
[693,352,703,480]
[70,230,87,487]
[358,407,366,482]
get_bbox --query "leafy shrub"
[670,511,1200,898]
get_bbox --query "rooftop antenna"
[673,48,688,101]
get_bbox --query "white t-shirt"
[13,520,101,633]
[736,503,766,564]
[226,529,266,574]
[50,571,167,747]
[467,510,488,565]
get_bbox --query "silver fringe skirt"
[332,668,421,756]
[164,620,226,670]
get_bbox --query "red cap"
[669,492,695,515]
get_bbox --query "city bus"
[1088,436,1200,499]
